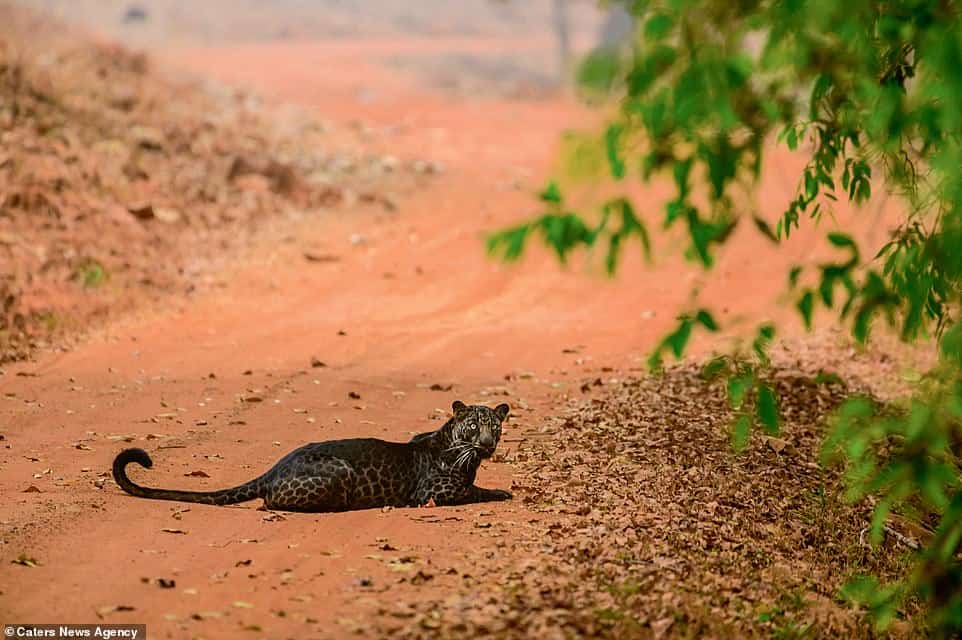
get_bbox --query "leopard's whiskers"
[454,447,476,470]
[444,442,472,470]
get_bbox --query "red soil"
[0,36,897,637]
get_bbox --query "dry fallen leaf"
[303,252,340,263]
[96,605,135,617]
[11,554,39,567]
[651,617,674,638]
[761,435,790,454]
[127,202,155,221]
[191,611,223,620]
[409,570,434,585]
[153,207,181,224]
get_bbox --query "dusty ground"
[373,338,925,639]
[0,5,927,639]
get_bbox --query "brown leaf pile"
[374,358,920,638]
[0,4,418,362]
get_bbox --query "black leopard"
[112,401,512,512]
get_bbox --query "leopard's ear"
[452,400,467,413]
[495,403,510,421]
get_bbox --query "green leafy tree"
[489,0,962,633]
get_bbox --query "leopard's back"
[267,438,429,510]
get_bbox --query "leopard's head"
[446,400,509,467]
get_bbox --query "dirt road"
[1,37,892,638]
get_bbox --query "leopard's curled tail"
[112,448,267,506]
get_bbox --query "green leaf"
[827,232,856,249]
[727,375,753,410]
[686,212,736,268]
[752,323,775,364]
[752,215,779,243]
[649,315,699,366]
[646,350,663,372]
[788,266,802,288]
[695,309,719,332]
[731,413,752,452]
[940,322,962,367]
[486,224,530,262]
[756,384,779,433]
[576,48,621,95]
[841,576,901,632]
[819,266,842,307]
[701,136,738,199]
[79,261,107,289]
[869,498,892,545]
[605,124,626,180]
[666,319,693,357]
[538,214,595,264]
[783,125,798,150]
[809,74,832,120]
[804,171,818,201]
[644,13,674,40]
[600,198,651,274]
[605,234,622,276]
[539,181,563,205]
[813,371,843,385]
[797,291,814,330]
[673,157,693,199]
[757,324,775,341]
[855,177,871,203]
[701,356,729,380]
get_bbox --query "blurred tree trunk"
[553,0,571,81]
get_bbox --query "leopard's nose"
[479,434,495,449]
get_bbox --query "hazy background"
[15,1,634,100]
[17,0,608,44]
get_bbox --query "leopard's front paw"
[490,489,513,501]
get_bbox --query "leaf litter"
[373,336,924,638]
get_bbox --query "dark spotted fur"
[112,401,511,512]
